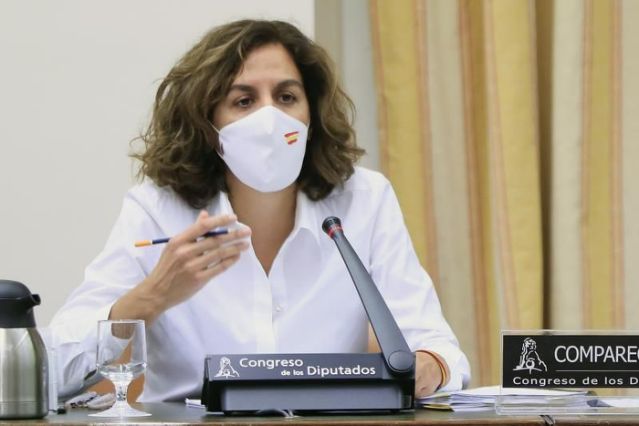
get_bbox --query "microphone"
[322,216,415,375]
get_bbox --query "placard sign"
[503,333,639,388]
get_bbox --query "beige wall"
[0,0,314,324]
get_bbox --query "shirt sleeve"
[48,194,151,398]
[368,178,471,391]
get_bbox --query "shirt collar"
[294,190,323,246]
[292,189,325,265]
[214,190,324,259]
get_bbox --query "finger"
[172,213,237,246]
[187,241,250,271]
[415,374,438,397]
[192,225,251,249]
[179,226,251,259]
[206,226,252,244]
[195,254,241,283]
[415,382,438,398]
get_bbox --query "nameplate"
[207,353,383,381]
[503,332,639,388]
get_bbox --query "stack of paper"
[185,398,205,409]
[419,385,589,412]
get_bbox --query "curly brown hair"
[132,19,364,209]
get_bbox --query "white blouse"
[49,167,470,401]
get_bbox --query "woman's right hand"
[109,211,251,324]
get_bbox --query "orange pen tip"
[134,240,152,247]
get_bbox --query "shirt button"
[275,305,283,313]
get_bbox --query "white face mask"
[214,106,308,192]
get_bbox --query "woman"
[50,19,470,402]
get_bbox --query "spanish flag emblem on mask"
[284,131,299,145]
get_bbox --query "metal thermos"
[0,280,49,419]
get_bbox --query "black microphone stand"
[322,216,415,375]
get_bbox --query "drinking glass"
[89,319,151,417]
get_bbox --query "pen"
[134,228,229,247]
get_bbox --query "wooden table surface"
[4,403,639,425]
[0,402,545,425]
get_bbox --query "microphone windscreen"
[322,216,342,235]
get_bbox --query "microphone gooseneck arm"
[322,216,415,375]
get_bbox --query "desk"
[4,403,639,425]
[0,403,544,425]
[553,419,639,425]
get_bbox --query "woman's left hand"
[414,351,443,398]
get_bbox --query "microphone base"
[202,353,414,413]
